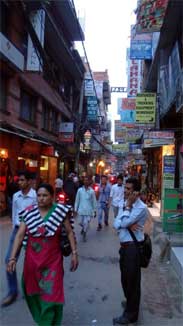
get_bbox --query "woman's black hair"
[37,183,54,196]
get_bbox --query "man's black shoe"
[1,293,18,307]
[113,315,137,325]
[104,221,109,226]
[97,224,102,231]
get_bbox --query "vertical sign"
[26,10,45,71]
[161,155,176,218]
[163,188,183,233]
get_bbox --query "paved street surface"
[0,211,183,326]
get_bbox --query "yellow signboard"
[136,93,156,124]
[112,143,129,153]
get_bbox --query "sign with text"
[112,143,129,153]
[59,122,74,143]
[127,54,142,98]
[120,98,136,127]
[163,188,183,233]
[136,0,169,34]
[176,69,183,113]
[114,121,127,143]
[136,93,156,124]
[143,131,174,148]
[130,33,152,60]
[87,96,98,121]
[27,10,45,71]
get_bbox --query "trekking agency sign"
[136,93,156,125]
[163,188,183,233]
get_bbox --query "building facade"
[0,0,86,213]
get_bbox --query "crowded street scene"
[0,0,183,325]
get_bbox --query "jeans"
[78,215,92,233]
[98,202,109,224]
[5,226,20,295]
[112,205,119,218]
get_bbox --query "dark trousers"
[119,244,141,322]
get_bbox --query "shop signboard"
[129,144,142,154]
[136,0,169,34]
[163,155,176,188]
[163,188,183,233]
[176,69,183,113]
[87,96,98,121]
[0,32,24,71]
[84,79,95,96]
[143,131,174,148]
[114,121,127,143]
[27,10,45,71]
[112,143,129,154]
[59,122,74,143]
[136,93,156,124]
[130,33,152,60]
[94,80,103,99]
[168,42,181,109]
[119,98,136,127]
[126,129,143,142]
[126,51,142,98]
[161,155,176,218]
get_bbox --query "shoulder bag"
[128,229,152,268]
[60,207,75,257]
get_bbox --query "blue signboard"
[130,39,152,60]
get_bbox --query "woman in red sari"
[7,183,78,326]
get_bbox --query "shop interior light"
[0,148,8,158]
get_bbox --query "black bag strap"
[127,228,139,246]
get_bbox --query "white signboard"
[26,10,45,71]
[59,122,74,133]
[0,32,24,71]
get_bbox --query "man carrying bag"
[113,177,149,325]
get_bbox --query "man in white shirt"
[1,170,37,307]
[74,176,96,242]
[109,174,124,218]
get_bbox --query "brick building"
[0,0,85,212]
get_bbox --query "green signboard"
[163,188,183,233]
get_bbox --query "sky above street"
[74,0,137,85]
[74,0,137,139]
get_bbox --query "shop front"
[0,132,59,215]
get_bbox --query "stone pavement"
[0,207,182,326]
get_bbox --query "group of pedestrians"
[2,170,78,326]
[1,169,148,326]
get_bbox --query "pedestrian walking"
[97,175,111,230]
[113,177,148,325]
[54,174,63,197]
[63,173,77,206]
[74,176,97,242]
[7,175,19,216]
[6,183,78,326]
[109,174,124,218]
[1,170,37,307]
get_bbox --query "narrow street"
[0,212,182,326]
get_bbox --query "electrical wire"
[71,0,102,117]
